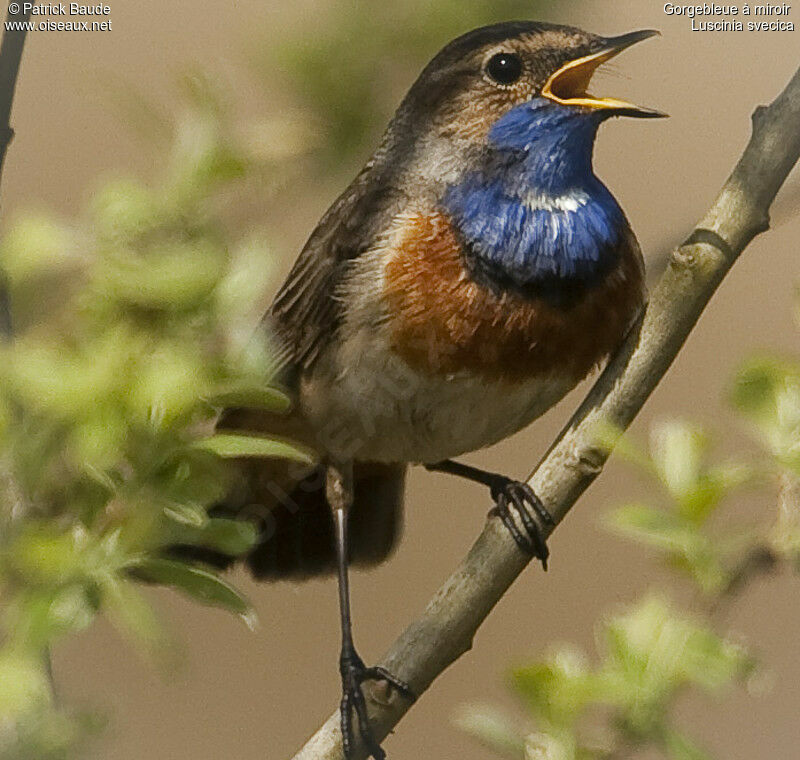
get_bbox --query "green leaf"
[90,178,160,240]
[651,421,708,503]
[453,704,525,759]
[128,558,256,627]
[0,705,103,760]
[174,518,258,556]
[5,338,123,421]
[606,504,700,554]
[607,506,728,593]
[732,358,800,460]
[0,652,51,715]
[731,358,793,421]
[193,432,317,464]
[2,586,97,654]
[678,626,755,691]
[206,385,292,413]
[129,345,209,424]
[512,648,598,728]
[0,214,76,284]
[679,462,752,523]
[97,239,225,311]
[101,577,164,653]
[8,526,88,585]
[523,732,577,760]
[602,596,752,703]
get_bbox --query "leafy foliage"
[511,596,751,758]
[605,420,753,595]
[0,81,312,757]
[459,323,800,759]
[461,595,753,760]
[732,357,800,475]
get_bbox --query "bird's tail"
[172,406,405,579]
[226,459,406,580]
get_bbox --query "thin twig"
[0,4,31,338]
[291,66,800,760]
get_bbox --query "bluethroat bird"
[189,20,665,759]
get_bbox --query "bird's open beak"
[541,29,667,118]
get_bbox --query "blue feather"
[442,98,627,293]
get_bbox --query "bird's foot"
[424,460,554,569]
[486,475,554,569]
[339,644,415,760]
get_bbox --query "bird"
[192,20,665,759]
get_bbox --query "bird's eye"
[485,52,523,86]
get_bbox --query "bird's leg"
[327,462,414,760]
[425,459,554,569]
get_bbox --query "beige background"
[5,1,800,758]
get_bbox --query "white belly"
[299,326,576,464]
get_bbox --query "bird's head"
[394,21,665,181]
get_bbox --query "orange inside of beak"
[545,49,610,100]
[541,34,666,118]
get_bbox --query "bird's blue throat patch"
[442,98,627,302]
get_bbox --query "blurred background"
[3,0,799,757]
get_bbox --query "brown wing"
[267,151,406,374]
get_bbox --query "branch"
[0,5,31,338]
[292,66,800,760]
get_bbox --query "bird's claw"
[339,646,415,760]
[487,477,553,569]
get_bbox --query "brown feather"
[383,211,645,383]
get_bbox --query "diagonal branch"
[0,5,31,339]
[291,64,800,760]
